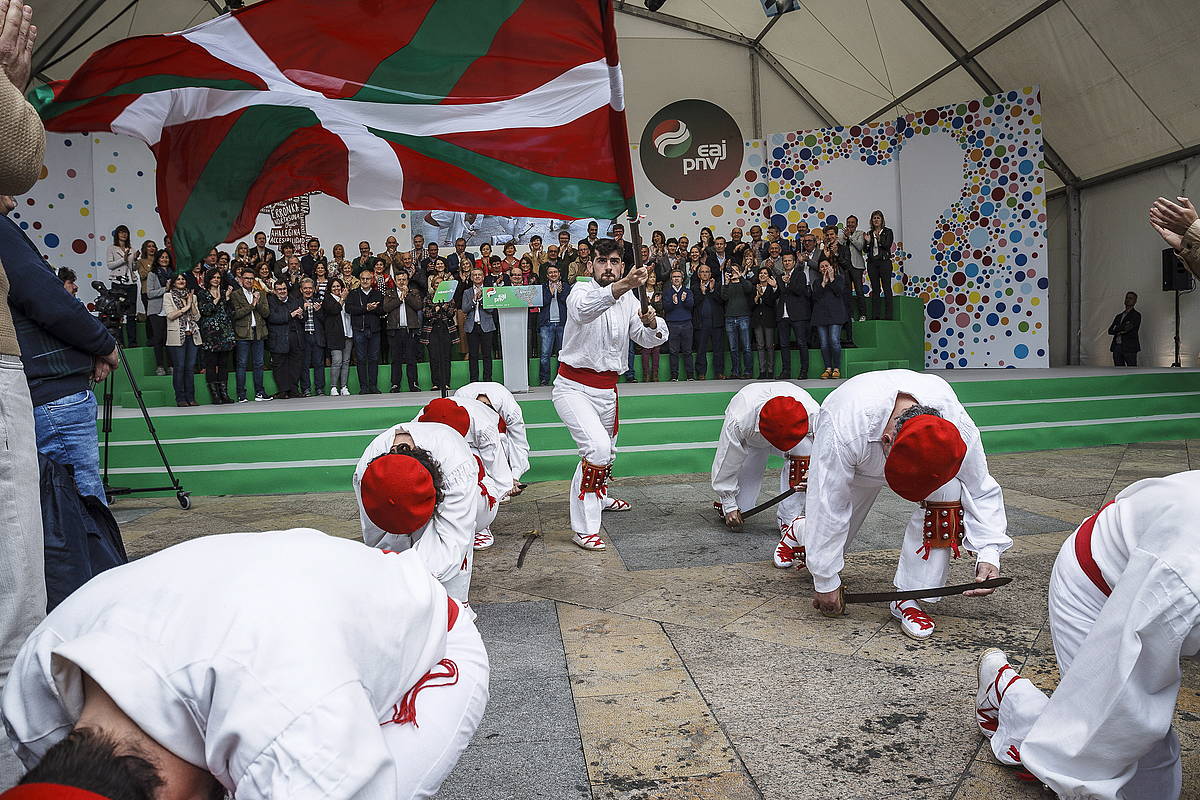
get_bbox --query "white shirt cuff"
[974,545,1001,569]
[812,573,842,593]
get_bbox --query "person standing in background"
[638,271,664,382]
[105,224,139,346]
[721,259,754,379]
[163,273,201,406]
[346,268,386,394]
[1108,291,1141,367]
[752,266,778,379]
[839,215,868,322]
[196,268,235,404]
[664,268,695,381]
[422,270,460,391]
[266,278,305,399]
[381,269,422,393]
[230,267,271,402]
[296,277,326,397]
[135,239,157,335]
[462,267,497,383]
[322,277,353,396]
[865,210,895,321]
[538,264,570,386]
[144,249,171,376]
[812,256,848,379]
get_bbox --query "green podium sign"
[482,284,542,309]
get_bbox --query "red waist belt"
[558,363,618,390]
[1074,501,1114,597]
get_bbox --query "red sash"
[1074,501,1114,597]
[558,363,618,389]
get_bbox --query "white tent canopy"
[25,0,1200,367]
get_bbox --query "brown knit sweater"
[0,77,47,357]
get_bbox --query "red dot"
[71,239,88,254]
[66,169,76,178]
[991,187,1004,201]
[923,109,939,126]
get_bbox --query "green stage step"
[110,297,926,407]
[100,368,1200,497]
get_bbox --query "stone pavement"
[114,440,1200,799]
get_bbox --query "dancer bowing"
[806,369,1011,638]
[455,381,530,498]
[0,530,489,800]
[552,238,667,551]
[354,418,478,603]
[417,397,511,551]
[710,382,819,569]
[976,472,1200,799]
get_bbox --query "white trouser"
[991,530,1182,799]
[376,533,474,609]
[729,445,808,533]
[894,479,962,600]
[500,433,527,483]
[382,606,490,799]
[476,488,498,533]
[551,377,617,536]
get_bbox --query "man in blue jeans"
[537,265,570,385]
[1,197,118,503]
[229,268,270,402]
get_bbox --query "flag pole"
[630,218,649,316]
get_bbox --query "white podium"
[483,285,542,394]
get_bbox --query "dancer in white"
[710,382,820,569]
[975,472,1200,799]
[456,381,530,497]
[806,369,1011,638]
[552,238,666,551]
[417,397,510,551]
[353,419,477,604]
[0,530,488,800]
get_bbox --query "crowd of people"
[109,214,902,405]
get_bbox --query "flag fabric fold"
[31,0,635,270]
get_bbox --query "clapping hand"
[0,0,36,91]
[1150,197,1198,250]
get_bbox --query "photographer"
[1,194,118,504]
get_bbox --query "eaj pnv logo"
[640,99,742,201]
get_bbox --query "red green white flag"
[30,0,636,271]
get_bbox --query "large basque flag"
[30,0,636,271]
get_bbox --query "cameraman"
[1,194,118,504]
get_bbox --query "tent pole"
[1067,187,1082,365]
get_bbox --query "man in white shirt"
[710,383,820,568]
[552,239,667,551]
[975,472,1200,800]
[838,214,867,322]
[456,382,530,497]
[415,398,511,552]
[806,370,1011,638]
[1,530,488,800]
[354,419,478,603]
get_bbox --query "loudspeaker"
[1162,248,1194,292]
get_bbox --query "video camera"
[91,280,134,328]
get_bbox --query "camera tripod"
[99,340,191,510]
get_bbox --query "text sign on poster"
[482,284,541,309]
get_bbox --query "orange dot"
[710,205,724,217]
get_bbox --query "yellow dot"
[106,164,117,173]
[768,181,780,194]
[39,165,48,180]
[136,229,146,238]
[80,207,90,217]
[786,210,800,223]
[969,291,980,304]
[1031,296,1040,306]
[93,138,101,144]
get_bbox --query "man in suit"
[346,268,386,393]
[266,278,305,399]
[692,264,726,380]
[462,267,497,382]
[839,215,868,322]
[296,277,326,396]
[610,223,635,268]
[299,237,326,278]
[230,268,271,402]
[1108,291,1142,366]
[706,236,732,272]
[446,237,476,277]
[775,252,812,379]
[248,231,276,271]
[381,270,423,392]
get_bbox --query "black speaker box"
[1163,248,1194,291]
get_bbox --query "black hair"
[111,225,131,246]
[58,267,77,283]
[203,268,223,289]
[893,404,943,436]
[19,728,174,800]
[375,443,445,506]
[593,238,621,259]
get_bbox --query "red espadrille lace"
[899,606,934,631]
[605,497,630,511]
[775,540,805,565]
[573,532,606,550]
[381,658,460,728]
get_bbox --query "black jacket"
[321,295,351,345]
[345,287,386,334]
[752,283,777,328]
[692,279,725,328]
[266,294,304,353]
[864,227,895,266]
[1108,308,1141,353]
[810,273,848,327]
[381,286,424,330]
[775,266,812,322]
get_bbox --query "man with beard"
[551,239,667,551]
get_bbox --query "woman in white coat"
[163,273,202,406]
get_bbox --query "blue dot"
[926,298,946,318]
[1014,344,1029,359]
[980,202,994,216]
[1010,230,1022,243]
[1015,254,1028,266]
[754,183,769,197]
[774,199,789,213]
[44,233,59,248]
[1018,159,1034,175]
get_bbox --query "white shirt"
[557,280,667,374]
[1022,472,1200,799]
[353,421,477,599]
[1,530,450,799]
[712,382,821,512]
[242,287,257,329]
[413,398,513,500]
[804,369,1011,593]
[455,382,530,479]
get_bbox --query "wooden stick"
[630,218,648,314]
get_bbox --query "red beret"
[758,396,809,452]
[884,415,967,502]
[360,453,437,535]
[419,398,470,437]
[1,787,111,800]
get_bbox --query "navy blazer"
[775,266,812,322]
[537,281,571,326]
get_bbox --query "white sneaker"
[603,496,631,512]
[473,529,495,550]
[340,387,350,396]
[572,531,606,551]
[891,600,935,640]
[329,387,338,397]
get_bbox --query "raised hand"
[0,1,36,91]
